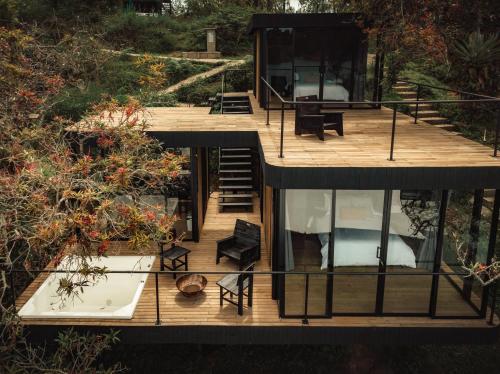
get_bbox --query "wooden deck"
[142,93,500,169]
[16,193,499,332]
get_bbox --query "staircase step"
[424,117,450,125]
[434,124,457,130]
[219,202,253,206]
[409,103,434,110]
[393,86,412,92]
[221,148,251,151]
[219,185,253,189]
[220,162,251,166]
[219,169,252,173]
[414,110,441,118]
[219,193,253,198]
[399,92,418,98]
[222,99,249,103]
[223,105,249,108]
[219,169,252,174]
[220,177,252,181]
[221,155,251,159]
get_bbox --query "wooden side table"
[159,242,191,279]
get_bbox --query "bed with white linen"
[294,81,349,101]
[285,190,420,270]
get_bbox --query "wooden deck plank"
[141,94,500,169]
[16,193,498,330]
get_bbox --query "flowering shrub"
[0,28,184,307]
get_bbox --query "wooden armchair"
[216,219,260,270]
[295,95,344,141]
[217,263,254,315]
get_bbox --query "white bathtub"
[18,256,155,320]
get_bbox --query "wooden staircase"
[393,81,457,131]
[209,93,252,114]
[218,147,254,212]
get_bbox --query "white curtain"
[285,190,332,271]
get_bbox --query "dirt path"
[158,59,246,95]
[103,49,238,64]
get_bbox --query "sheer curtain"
[285,190,332,270]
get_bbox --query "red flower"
[89,230,100,239]
[144,210,156,222]
[97,240,110,255]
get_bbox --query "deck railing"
[398,78,498,124]
[219,68,251,114]
[260,77,500,160]
[8,268,499,326]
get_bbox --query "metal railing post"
[279,102,285,158]
[494,107,499,157]
[302,273,309,325]
[389,105,397,161]
[266,86,270,126]
[9,272,16,310]
[414,84,420,124]
[489,279,498,325]
[155,272,160,325]
[220,73,225,115]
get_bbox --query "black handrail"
[260,76,500,159]
[9,267,498,326]
[219,68,251,114]
[398,78,498,100]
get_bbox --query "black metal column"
[463,189,484,299]
[481,189,500,317]
[430,190,449,317]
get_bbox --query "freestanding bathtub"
[18,256,155,320]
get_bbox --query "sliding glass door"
[382,190,441,314]
[283,189,331,317]
[280,188,494,318]
[332,190,386,314]
[293,29,322,100]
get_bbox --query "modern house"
[16,13,500,345]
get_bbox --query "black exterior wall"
[150,130,500,190]
[24,324,500,345]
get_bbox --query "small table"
[159,243,191,279]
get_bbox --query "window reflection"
[284,189,331,316]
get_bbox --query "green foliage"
[452,32,500,93]
[16,0,120,24]
[0,0,17,24]
[139,91,178,107]
[50,84,108,120]
[49,55,211,119]
[184,5,254,55]
[2,326,125,373]
[176,78,219,104]
[102,12,183,53]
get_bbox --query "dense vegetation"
[1,1,499,373]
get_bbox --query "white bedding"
[318,229,417,270]
[294,82,349,101]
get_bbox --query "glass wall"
[284,189,331,316]
[437,190,485,316]
[383,190,441,313]
[332,190,384,313]
[294,29,323,100]
[266,28,293,107]
[280,188,495,318]
[263,26,364,107]
[165,147,193,240]
[323,28,355,101]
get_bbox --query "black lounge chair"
[216,219,260,270]
[295,95,344,141]
[217,263,254,315]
